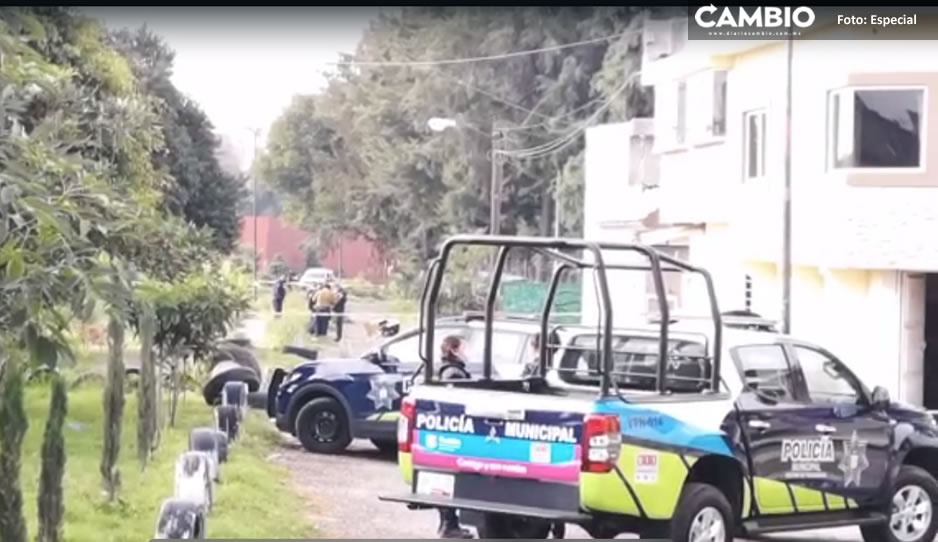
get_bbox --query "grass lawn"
[19,382,316,541]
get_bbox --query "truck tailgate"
[402,386,594,513]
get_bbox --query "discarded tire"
[154,497,207,539]
[189,428,220,482]
[214,430,230,463]
[210,344,262,378]
[282,345,318,361]
[221,381,248,415]
[202,361,260,406]
[247,390,267,410]
[173,451,214,513]
[215,404,241,442]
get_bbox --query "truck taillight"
[582,414,622,473]
[398,397,417,453]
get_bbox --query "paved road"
[271,436,865,540]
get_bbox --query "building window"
[676,80,687,145]
[712,70,728,137]
[828,87,925,170]
[743,109,767,180]
[645,245,689,315]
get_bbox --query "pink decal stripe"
[413,447,581,483]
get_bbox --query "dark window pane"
[854,89,922,168]
[734,344,796,401]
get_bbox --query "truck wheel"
[670,483,733,542]
[370,438,397,455]
[295,397,351,454]
[477,513,551,539]
[861,465,938,542]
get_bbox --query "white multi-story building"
[582,17,938,407]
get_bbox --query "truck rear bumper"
[378,493,591,523]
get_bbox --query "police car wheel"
[295,397,351,454]
[476,513,551,539]
[670,483,732,542]
[861,465,938,542]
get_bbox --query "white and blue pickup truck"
[381,234,938,542]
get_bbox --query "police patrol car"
[381,235,938,542]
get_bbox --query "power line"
[497,72,638,160]
[329,29,639,68]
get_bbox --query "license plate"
[415,471,455,499]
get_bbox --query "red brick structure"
[240,216,388,282]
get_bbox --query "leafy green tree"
[100,312,125,502]
[0,355,28,542]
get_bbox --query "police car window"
[734,344,796,402]
[464,330,526,369]
[383,326,462,362]
[793,346,862,405]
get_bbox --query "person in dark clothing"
[272,276,287,317]
[332,283,348,342]
[436,335,473,539]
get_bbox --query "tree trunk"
[100,315,125,502]
[37,374,67,542]
[168,359,179,428]
[0,355,28,542]
[136,307,158,470]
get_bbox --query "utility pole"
[489,123,503,236]
[781,30,794,334]
[248,127,261,301]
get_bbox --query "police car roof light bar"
[422,234,722,396]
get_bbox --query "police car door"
[785,341,890,507]
[732,343,831,515]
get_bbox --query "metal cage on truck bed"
[416,235,724,396]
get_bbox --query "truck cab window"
[792,346,863,405]
[734,344,796,402]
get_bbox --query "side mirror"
[872,386,890,409]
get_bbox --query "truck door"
[733,343,832,515]
[786,342,891,508]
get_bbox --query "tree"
[136,304,158,469]
[111,27,248,253]
[37,374,67,542]
[100,312,125,502]
[0,355,28,542]
[258,8,650,281]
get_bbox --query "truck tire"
[294,397,351,454]
[370,438,397,455]
[669,482,733,542]
[861,465,938,542]
[476,513,551,539]
[154,497,207,539]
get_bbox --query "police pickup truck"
[381,235,938,542]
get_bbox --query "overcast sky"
[83,7,379,169]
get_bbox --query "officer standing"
[332,282,348,342]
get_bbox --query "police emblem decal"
[366,375,400,410]
[838,430,870,487]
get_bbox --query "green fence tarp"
[500,281,581,323]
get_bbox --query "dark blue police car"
[266,315,543,454]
